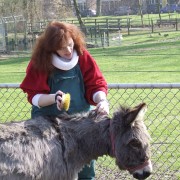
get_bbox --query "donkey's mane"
[54,110,108,122]
[50,105,131,123]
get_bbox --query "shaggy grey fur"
[0,103,152,180]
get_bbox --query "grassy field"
[0,31,179,83]
[91,36,180,83]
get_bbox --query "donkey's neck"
[62,116,112,164]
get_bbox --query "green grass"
[89,33,180,83]
[0,32,179,83]
[0,57,29,83]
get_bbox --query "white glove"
[93,91,109,115]
[95,99,109,115]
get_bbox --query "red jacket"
[20,49,108,106]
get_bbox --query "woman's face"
[56,38,74,60]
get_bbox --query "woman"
[20,21,109,180]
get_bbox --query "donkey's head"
[111,103,152,179]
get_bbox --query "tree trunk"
[138,0,144,27]
[22,0,28,19]
[96,0,101,16]
[157,0,162,20]
[72,0,87,35]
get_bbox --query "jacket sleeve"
[79,49,108,105]
[20,61,50,104]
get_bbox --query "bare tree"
[0,0,22,16]
[0,0,42,21]
[0,0,5,16]
[138,0,144,27]
[157,0,162,20]
[22,0,28,19]
[72,0,87,34]
[54,0,74,19]
[96,0,101,16]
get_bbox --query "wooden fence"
[0,17,180,53]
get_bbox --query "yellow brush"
[61,93,71,111]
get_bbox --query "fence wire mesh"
[0,83,179,180]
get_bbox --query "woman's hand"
[55,90,64,110]
[95,99,109,115]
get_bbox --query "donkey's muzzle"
[133,170,151,179]
[131,160,152,179]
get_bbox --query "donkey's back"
[0,116,78,180]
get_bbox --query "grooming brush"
[61,93,71,111]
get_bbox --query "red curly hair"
[31,21,86,74]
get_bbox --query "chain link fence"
[0,83,179,180]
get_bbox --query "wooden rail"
[156,18,179,27]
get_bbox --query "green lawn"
[0,31,179,83]
[89,33,180,83]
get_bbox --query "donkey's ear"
[125,103,147,126]
[134,103,147,122]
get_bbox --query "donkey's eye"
[129,139,142,148]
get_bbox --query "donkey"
[0,103,152,180]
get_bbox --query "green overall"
[31,64,95,180]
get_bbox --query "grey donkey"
[0,103,152,180]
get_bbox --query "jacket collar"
[52,50,79,70]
